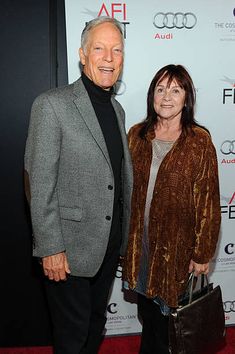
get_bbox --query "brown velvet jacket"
[123,123,221,307]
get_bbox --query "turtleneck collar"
[81,72,113,103]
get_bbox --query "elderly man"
[24,17,132,354]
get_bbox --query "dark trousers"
[138,294,170,354]
[45,243,120,354]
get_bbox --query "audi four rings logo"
[223,301,235,313]
[153,12,197,29]
[220,140,235,155]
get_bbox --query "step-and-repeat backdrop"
[64,0,235,334]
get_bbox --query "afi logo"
[98,3,127,20]
[107,303,118,314]
[221,192,235,219]
[228,192,235,204]
[224,243,235,255]
[97,3,130,38]
[221,76,235,104]
[223,89,235,104]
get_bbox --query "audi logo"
[153,12,197,29]
[223,301,235,313]
[220,140,235,155]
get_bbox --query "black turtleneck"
[82,72,123,248]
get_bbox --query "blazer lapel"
[73,78,111,169]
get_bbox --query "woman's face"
[153,77,186,122]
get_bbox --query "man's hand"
[42,252,71,281]
[188,259,209,277]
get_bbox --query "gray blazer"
[24,78,133,277]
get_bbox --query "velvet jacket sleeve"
[192,136,221,263]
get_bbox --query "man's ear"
[79,47,86,65]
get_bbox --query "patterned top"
[135,138,174,314]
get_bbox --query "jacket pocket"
[59,206,82,221]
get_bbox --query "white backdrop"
[64,0,235,334]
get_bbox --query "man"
[24,17,132,354]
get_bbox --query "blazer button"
[106,216,111,221]
[108,185,113,190]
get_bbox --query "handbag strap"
[189,272,210,303]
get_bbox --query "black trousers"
[45,242,120,354]
[138,294,170,354]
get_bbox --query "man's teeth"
[99,68,114,72]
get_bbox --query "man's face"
[79,22,124,90]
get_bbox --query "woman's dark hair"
[139,64,205,138]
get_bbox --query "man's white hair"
[81,16,124,52]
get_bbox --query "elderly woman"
[123,64,221,353]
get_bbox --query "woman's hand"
[188,259,209,276]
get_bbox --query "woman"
[123,64,221,353]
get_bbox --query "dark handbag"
[169,273,225,354]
